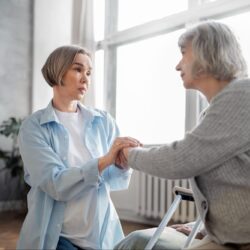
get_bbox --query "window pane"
[94,0,105,41]
[202,0,218,3]
[116,29,185,144]
[219,12,250,75]
[118,0,188,31]
[94,50,104,109]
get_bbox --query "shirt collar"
[40,100,102,125]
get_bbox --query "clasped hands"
[98,136,142,173]
[114,136,142,169]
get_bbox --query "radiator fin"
[137,173,197,223]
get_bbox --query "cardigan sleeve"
[128,81,250,179]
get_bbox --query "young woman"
[17,45,140,250]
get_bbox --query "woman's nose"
[82,74,89,83]
[175,61,181,71]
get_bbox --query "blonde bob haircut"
[41,45,91,87]
[178,20,248,81]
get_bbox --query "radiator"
[137,172,197,223]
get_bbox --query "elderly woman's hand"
[171,224,204,240]
[98,137,141,173]
[115,147,131,169]
[115,139,143,169]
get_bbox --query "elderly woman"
[117,21,250,250]
[17,45,140,250]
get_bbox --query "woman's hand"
[115,148,129,169]
[170,224,204,240]
[115,147,131,169]
[98,137,141,173]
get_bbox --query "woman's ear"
[194,66,206,79]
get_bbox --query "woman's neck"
[197,77,230,103]
[52,96,78,112]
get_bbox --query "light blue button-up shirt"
[17,102,132,250]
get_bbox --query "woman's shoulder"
[209,78,250,117]
[92,108,116,127]
[213,78,250,101]
[20,108,48,131]
[81,105,114,121]
[227,77,250,90]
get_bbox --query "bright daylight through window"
[116,30,185,144]
[94,0,250,145]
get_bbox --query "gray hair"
[178,20,248,81]
[41,45,91,87]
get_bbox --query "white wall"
[111,171,140,221]
[0,0,32,150]
[32,0,73,111]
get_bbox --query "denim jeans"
[56,236,85,250]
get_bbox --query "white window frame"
[96,0,250,133]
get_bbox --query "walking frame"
[144,186,202,250]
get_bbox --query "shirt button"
[201,201,207,210]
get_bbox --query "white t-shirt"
[55,108,98,248]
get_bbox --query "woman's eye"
[74,67,82,72]
[87,71,91,76]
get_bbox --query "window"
[219,12,250,75]
[94,0,250,146]
[202,0,218,3]
[116,30,185,144]
[93,0,105,41]
[94,50,104,109]
[118,0,188,31]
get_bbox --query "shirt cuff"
[80,158,99,186]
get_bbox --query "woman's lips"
[78,88,87,94]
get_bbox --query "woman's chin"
[183,82,193,89]
[76,93,85,100]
